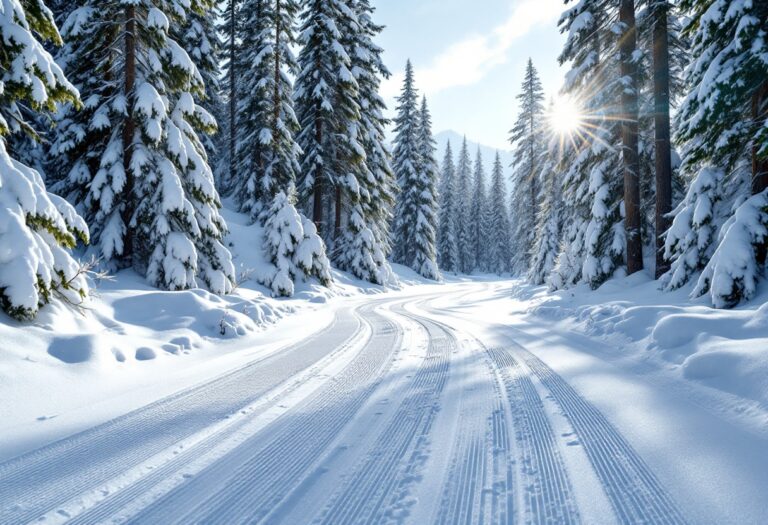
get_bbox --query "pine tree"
[468,148,488,272]
[217,0,240,193]
[234,0,332,295]
[51,0,235,294]
[509,59,546,275]
[391,60,421,265]
[487,152,511,274]
[0,0,89,320]
[295,0,360,243]
[455,137,474,273]
[437,141,459,272]
[529,154,563,284]
[667,0,768,307]
[555,1,625,289]
[413,96,440,279]
[337,0,395,284]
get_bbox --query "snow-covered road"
[2,282,767,524]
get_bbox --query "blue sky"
[373,0,567,150]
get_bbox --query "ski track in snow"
[0,284,707,525]
[0,303,367,524]
[313,304,452,525]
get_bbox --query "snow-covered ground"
[2,271,768,524]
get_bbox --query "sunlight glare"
[549,96,583,135]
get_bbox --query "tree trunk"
[752,80,768,266]
[653,0,672,279]
[335,186,342,239]
[620,0,644,275]
[228,0,237,188]
[312,120,324,233]
[122,5,136,265]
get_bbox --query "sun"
[549,96,583,135]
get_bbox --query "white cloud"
[382,0,562,98]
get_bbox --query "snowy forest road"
[2,282,767,524]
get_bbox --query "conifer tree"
[529,154,563,284]
[455,137,474,273]
[413,97,440,279]
[338,0,395,284]
[217,0,240,193]
[391,60,421,265]
[555,1,625,289]
[233,0,332,295]
[509,59,546,274]
[468,148,488,272]
[666,0,768,307]
[487,152,511,274]
[295,0,360,243]
[437,141,459,272]
[0,0,89,320]
[52,0,235,294]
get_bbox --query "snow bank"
[526,272,768,411]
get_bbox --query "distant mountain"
[434,130,515,183]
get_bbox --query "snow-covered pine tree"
[455,137,474,273]
[529,153,563,285]
[468,148,488,272]
[437,141,459,272]
[487,152,511,274]
[295,0,360,246]
[178,0,224,167]
[411,96,440,279]
[666,0,768,308]
[0,0,89,320]
[236,0,332,296]
[52,0,235,294]
[509,59,546,275]
[555,1,625,289]
[216,0,241,193]
[351,0,396,258]
[334,0,395,285]
[390,60,421,266]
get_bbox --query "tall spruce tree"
[455,137,474,273]
[295,0,360,244]
[529,153,563,284]
[234,0,331,296]
[665,0,768,307]
[0,0,89,320]
[554,1,625,289]
[437,141,459,272]
[468,148,488,272]
[391,67,439,279]
[509,59,546,275]
[333,0,395,285]
[51,0,235,294]
[487,152,512,274]
[391,60,421,265]
[413,97,440,279]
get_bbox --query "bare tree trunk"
[122,5,136,265]
[229,0,237,187]
[653,0,672,278]
[752,81,768,266]
[620,0,644,275]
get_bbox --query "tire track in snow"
[313,307,453,525]
[0,306,364,524]
[516,348,689,525]
[118,302,406,524]
[487,347,580,525]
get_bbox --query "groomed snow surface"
[2,223,768,524]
